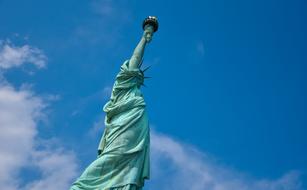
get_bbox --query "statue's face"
[144,25,154,43]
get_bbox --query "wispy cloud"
[197,41,205,57]
[24,146,78,190]
[0,41,78,190]
[70,86,111,117]
[70,0,133,47]
[150,131,303,190]
[91,0,115,17]
[86,86,111,137]
[88,115,105,137]
[0,40,47,70]
[90,0,133,21]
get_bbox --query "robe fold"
[70,60,149,190]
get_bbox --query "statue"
[70,16,159,190]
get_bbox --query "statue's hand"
[143,25,154,43]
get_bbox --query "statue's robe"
[70,61,150,190]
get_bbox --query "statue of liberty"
[70,16,159,190]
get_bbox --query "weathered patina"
[70,16,158,190]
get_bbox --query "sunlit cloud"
[0,82,44,189]
[0,41,47,70]
[24,146,78,190]
[149,131,303,190]
[0,40,78,190]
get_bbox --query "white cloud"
[0,41,47,70]
[0,83,43,189]
[0,81,79,190]
[24,147,78,190]
[0,41,78,190]
[150,131,303,190]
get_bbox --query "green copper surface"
[70,18,157,190]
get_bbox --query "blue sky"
[0,0,306,189]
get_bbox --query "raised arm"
[129,25,154,69]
